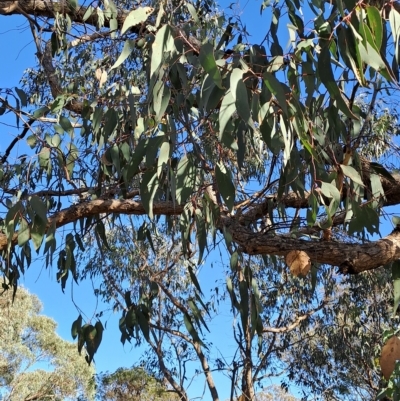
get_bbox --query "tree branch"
[0,194,399,273]
[262,300,328,334]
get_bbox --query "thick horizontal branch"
[0,196,398,274]
[0,0,128,31]
[0,199,184,250]
[225,217,400,274]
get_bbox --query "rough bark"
[224,217,400,274]
[0,196,398,273]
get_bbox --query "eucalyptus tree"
[0,286,95,401]
[1,0,400,399]
[94,366,179,401]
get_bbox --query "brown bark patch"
[285,250,311,277]
[380,336,400,380]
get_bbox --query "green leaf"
[31,215,45,252]
[103,108,118,139]
[153,82,170,121]
[215,162,235,212]
[140,171,158,219]
[95,219,110,250]
[71,315,82,340]
[78,324,88,354]
[120,6,154,35]
[14,87,27,107]
[320,182,340,206]
[33,107,50,118]
[200,42,223,89]
[38,148,50,169]
[59,116,74,137]
[30,196,47,224]
[186,2,200,24]
[150,25,176,77]
[195,209,207,263]
[110,144,120,176]
[230,251,238,271]
[263,72,288,116]
[110,39,136,70]
[157,141,170,178]
[318,47,357,120]
[18,218,30,247]
[175,155,196,204]
[137,309,150,342]
[188,264,203,295]
[218,90,236,140]
[393,260,400,317]
[235,77,252,127]
[94,320,104,352]
[184,312,203,344]
[188,299,210,332]
[340,164,364,186]
[68,0,78,10]
[26,135,37,148]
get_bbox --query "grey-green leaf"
[215,162,235,212]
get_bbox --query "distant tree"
[94,366,179,401]
[0,286,95,401]
[254,386,299,401]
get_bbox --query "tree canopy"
[0,286,95,401]
[93,366,180,401]
[1,0,400,398]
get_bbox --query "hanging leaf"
[230,251,238,271]
[120,7,155,35]
[157,141,170,178]
[71,314,83,340]
[318,47,358,119]
[110,39,136,70]
[175,155,197,204]
[263,72,288,116]
[150,25,176,78]
[137,309,150,342]
[140,171,159,219]
[218,90,236,139]
[393,260,400,317]
[184,312,204,345]
[195,209,207,263]
[188,264,203,295]
[215,162,235,212]
[188,299,210,332]
[200,42,223,89]
[340,164,365,186]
